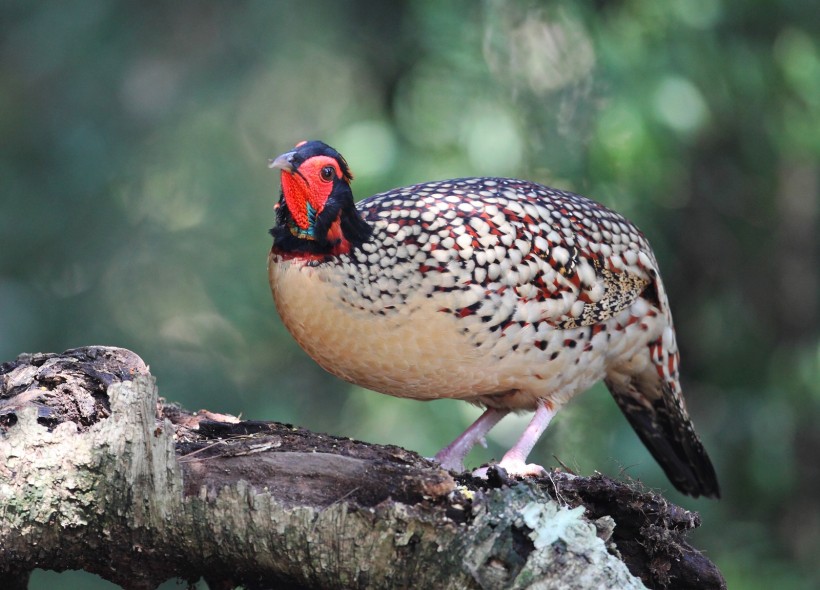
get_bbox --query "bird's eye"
[320,166,334,181]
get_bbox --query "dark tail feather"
[605,376,720,499]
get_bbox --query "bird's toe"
[498,459,546,478]
[472,461,545,479]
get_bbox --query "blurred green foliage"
[2,1,818,588]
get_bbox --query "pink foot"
[473,460,546,479]
[432,453,465,473]
[433,408,508,473]
[472,401,556,479]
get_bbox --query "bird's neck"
[270,199,372,261]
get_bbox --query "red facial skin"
[276,154,353,259]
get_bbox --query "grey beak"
[268,151,296,172]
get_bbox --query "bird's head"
[269,140,371,256]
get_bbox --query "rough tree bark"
[0,347,725,590]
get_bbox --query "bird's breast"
[268,250,661,410]
[269,253,502,401]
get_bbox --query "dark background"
[2,1,818,588]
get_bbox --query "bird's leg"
[474,400,557,478]
[433,407,509,472]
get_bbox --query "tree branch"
[0,347,725,589]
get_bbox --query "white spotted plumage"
[272,176,670,413]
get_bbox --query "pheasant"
[267,140,720,498]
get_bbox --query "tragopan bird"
[267,140,720,498]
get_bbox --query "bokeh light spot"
[333,120,398,179]
[461,104,523,175]
[671,0,722,29]
[653,76,709,134]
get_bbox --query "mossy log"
[0,347,725,589]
